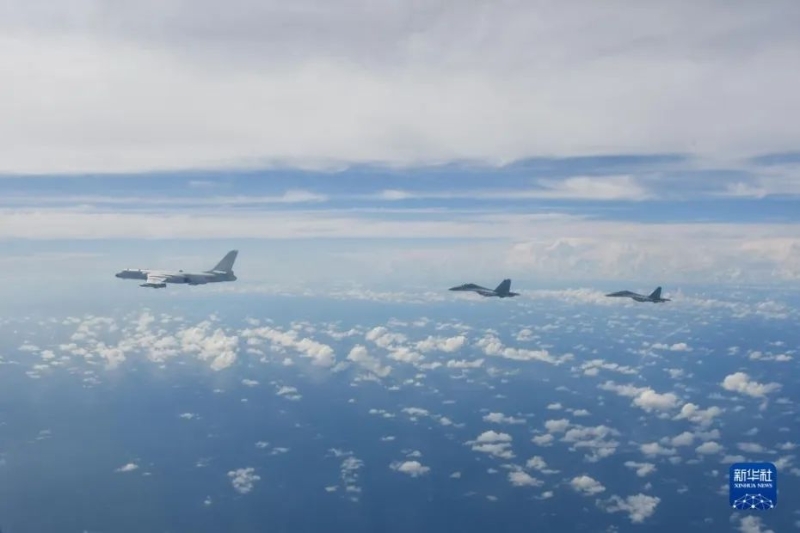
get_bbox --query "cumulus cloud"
[543,419,570,433]
[390,460,430,477]
[624,461,656,477]
[415,335,466,353]
[737,516,776,533]
[570,475,605,496]
[508,471,542,487]
[476,334,571,365]
[695,441,724,455]
[640,442,676,457]
[673,403,723,426]
[177,321,239,370]
[228,467,261,494]
[670,431,695,447]
[468,431,515,459]
[446,358,484,369]
[115,463,139,473]
[346,344,391,378]
[599,381,681,412]
[562,424,620,462]
[721,372,782,398]
[242,326,335,367]
[602,494,661,523]
[483,412,525,425]
[651,342,692,352]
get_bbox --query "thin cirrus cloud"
[0,0,798,173]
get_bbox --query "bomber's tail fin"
[649,286,662,300]
[495,279,512,294]
[211,250,238,272]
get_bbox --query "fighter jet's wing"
[450,283,491,292]
[606,290,639,298]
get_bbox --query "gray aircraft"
[449,279,519,298]
[606,286,670,303]
[115,250,238,289]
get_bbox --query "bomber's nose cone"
[115,272,123,278]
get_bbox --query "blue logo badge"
[729,462,777,510]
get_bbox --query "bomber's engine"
[140,282,167,288]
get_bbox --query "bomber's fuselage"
[114,269,236,285]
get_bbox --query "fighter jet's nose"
[115,273,122,278]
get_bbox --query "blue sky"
[2,153,800,296]
[1,1,799,294]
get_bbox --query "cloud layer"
[1,0,799,172]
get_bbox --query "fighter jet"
[115,250,238,289]
[449,279,519,298]
[606,286,670,303]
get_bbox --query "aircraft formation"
[115,251,670,304]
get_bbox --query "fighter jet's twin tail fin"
[649,286,662,300]
[494,279,512,295]
[210,250,238,272]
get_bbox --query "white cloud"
[651,342,692,352]
[670,431,695,447]
[242,326,335,367]
[241,379,259,387]
[695,441,724,455]
[737,443,765,454]
[115,462,139,473]
[177,321,239,371]
[640,442,676,457]
[602,494,661,524]
[469,431,515,459]
[446,358,484,369]
[228,467,261,494]
[475,431,512,444]
[562,425,620,462]
[346,344,391,378]
[599,381,681,412]
[579,359,637,376]
[544,419,571,433]
[624,461,657,477]
[415,335,466,353]
[632,389,681,413]
[722,372,782,398]
[476,333,570,365]
[673,403,724,426]
[2,1,799,174]
[508,470,542,487]
[275,385,301,400]
[390,460,430,477]
[737,516,775,533]
[570,475,605,496]
[483,412,525,425]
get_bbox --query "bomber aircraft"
[115,250,238,289]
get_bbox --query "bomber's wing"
[141,273,168,288]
